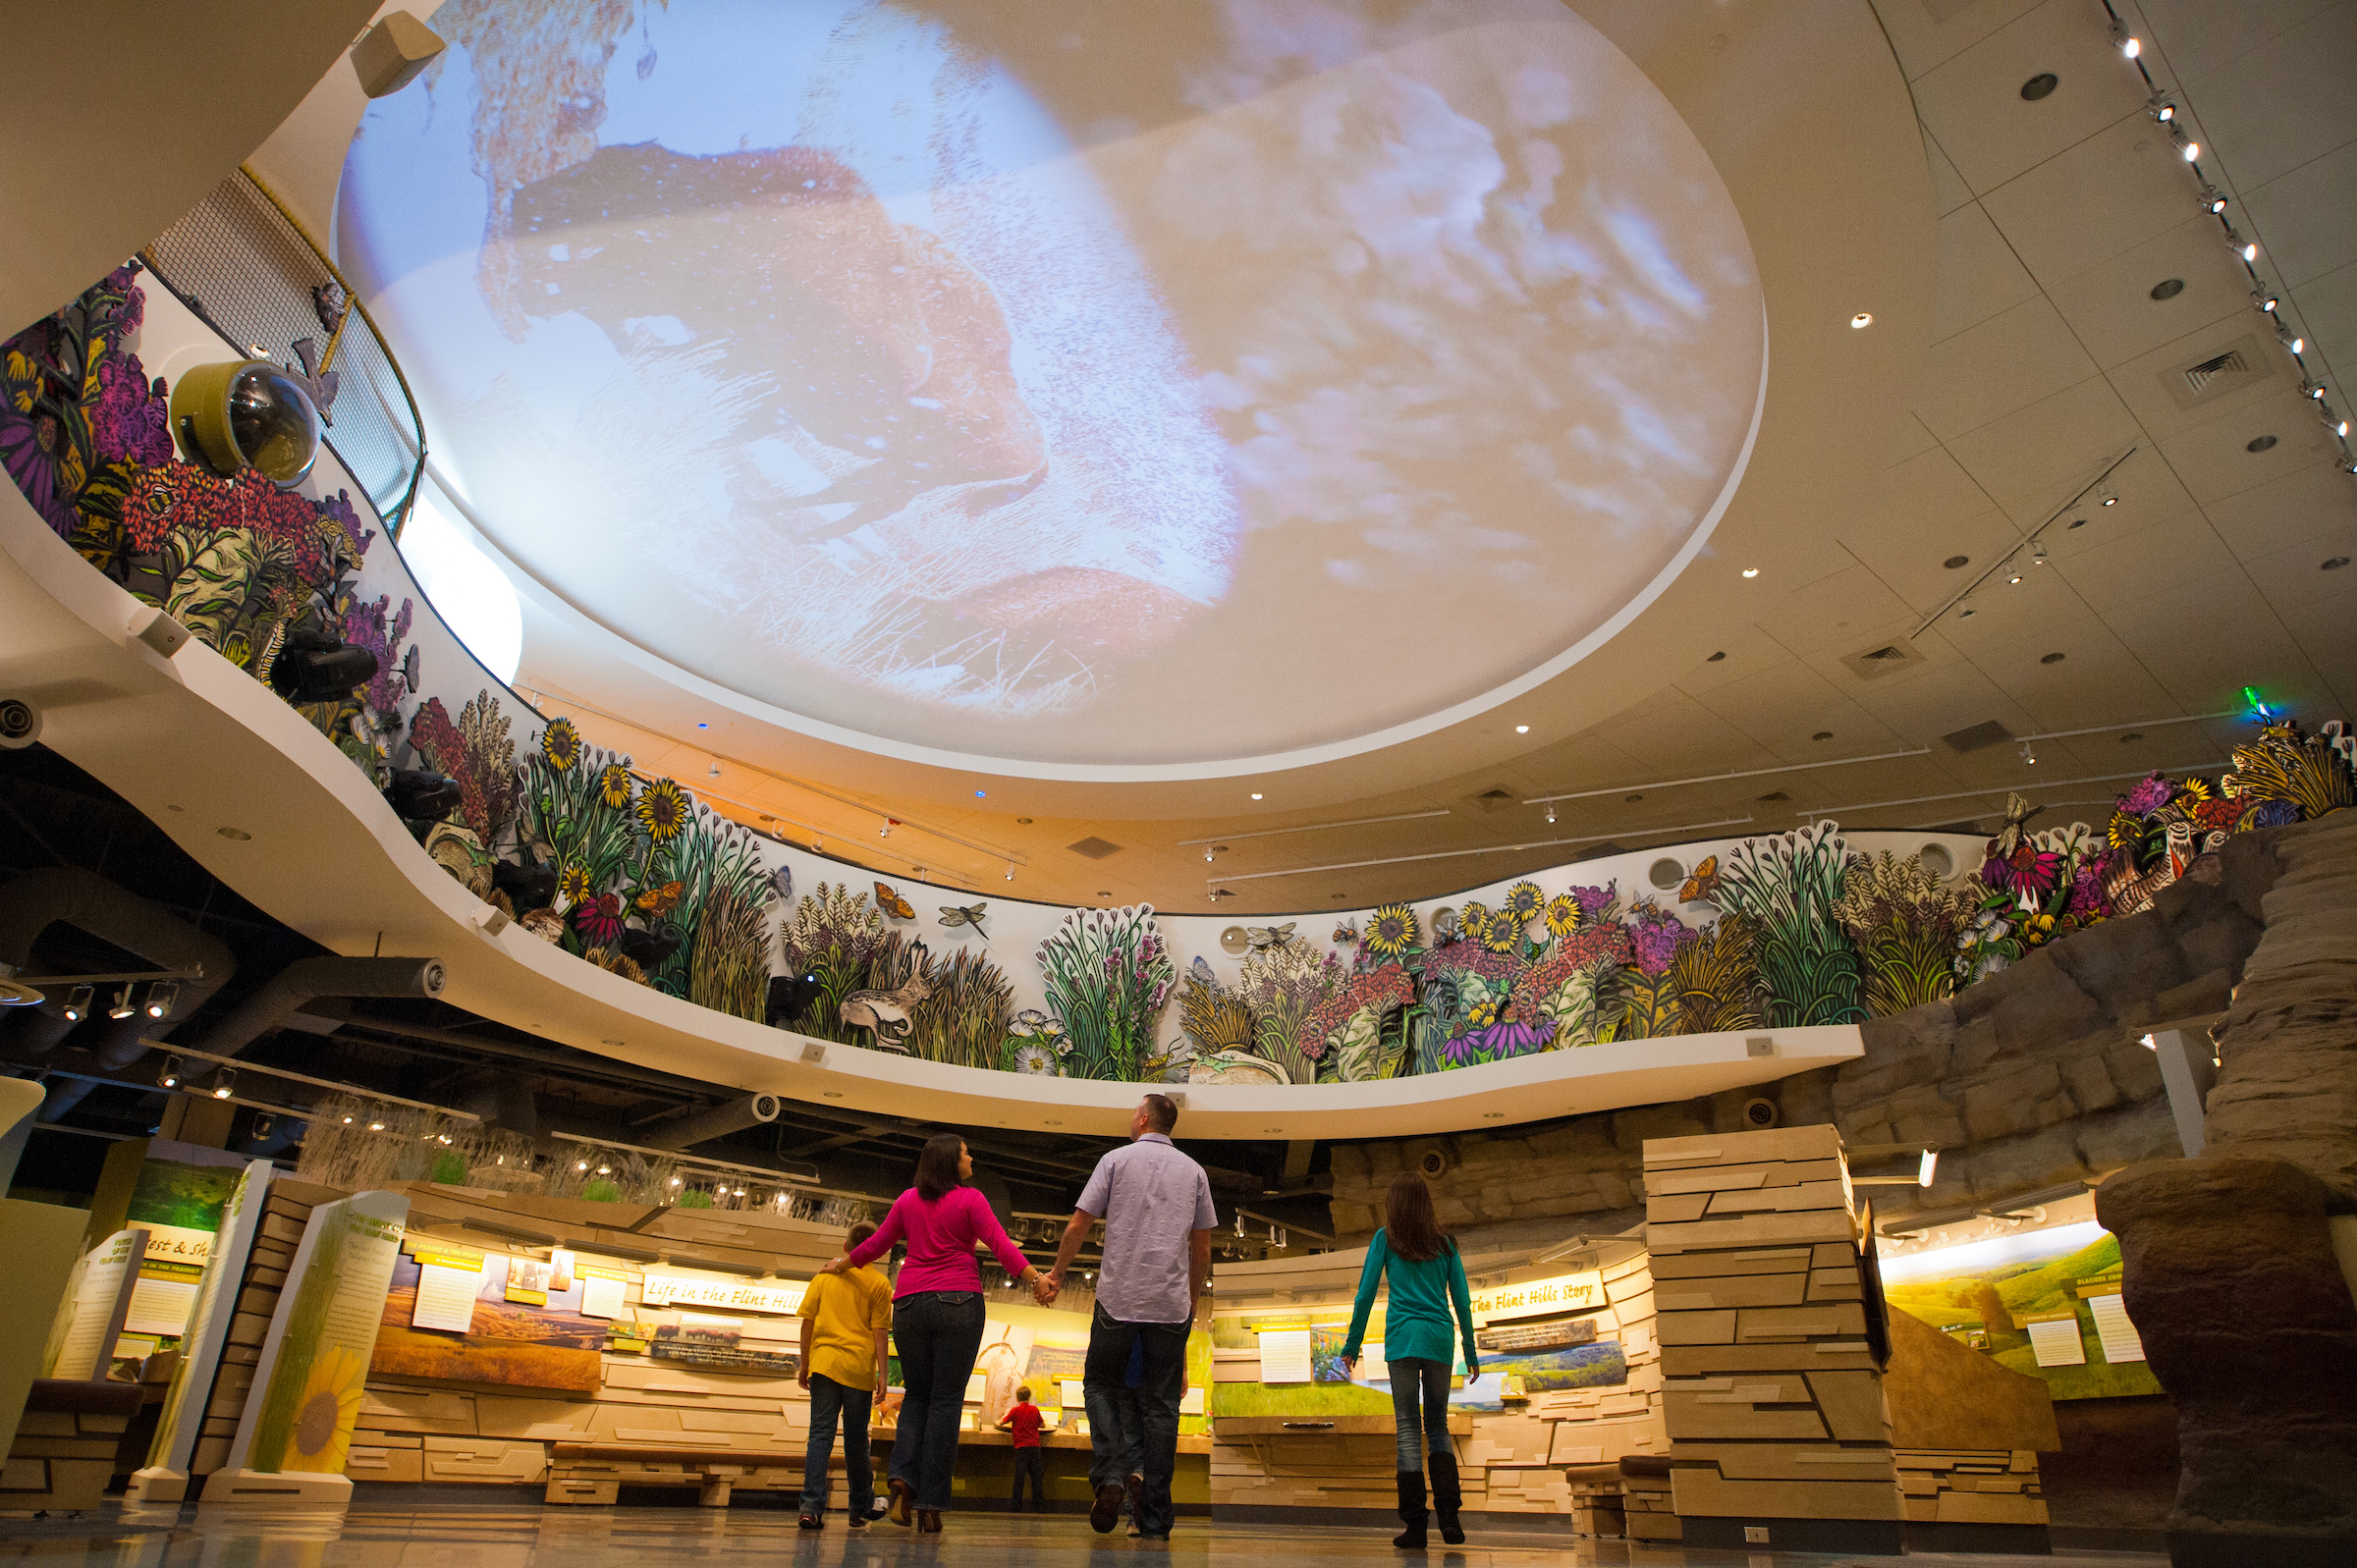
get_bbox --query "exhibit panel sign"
[219,1191,411,1489]
[44,1228,149,1379]
[130,1161,275,1502]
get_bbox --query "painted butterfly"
[635,880,684,914]
[874,882,916,920]
[1678,854,1722,904]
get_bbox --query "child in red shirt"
[998,1386,1047,1512]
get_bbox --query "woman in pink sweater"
[831,1133,1051,1533]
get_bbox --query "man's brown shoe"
[1090,1482,1126,1534]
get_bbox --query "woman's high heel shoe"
[916,1509,943,1535]
[887,1477,915,1527]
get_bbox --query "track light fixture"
[145,980,179,1019]
[108,986,136,1020]
[2154,103,2175,123]
[2019,740,2038,766]
[159,1055,183,1088]
[879,818,894,838]
[210,1066,238,1100]
[251,1112,275,1139]
[2098,481,2119,507]
[1005,862,1014,882]
[1545,804,1557,825]
[63,984,92,1022]
[2200,187,2225,214]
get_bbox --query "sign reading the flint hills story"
[219,1191,410,1493]
[1467,1269,1606,1326]
[639,1270,804,1316]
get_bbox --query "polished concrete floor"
[0,1502,2169,1568]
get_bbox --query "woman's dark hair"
[1385,1171,1449,1263]
[914,1133,966,1202]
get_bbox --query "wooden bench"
[546,1443,822,1507]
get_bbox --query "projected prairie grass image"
[339,0,1762,764]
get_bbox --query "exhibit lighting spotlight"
[159,1055,184,1088]
[1545,804,1557,825]
[2181,140,2200,162]
[1005,862,1014,882]
[108,986,137,1020]
[2007,564,2024,584]
[252,1112,275,1139]
[2118,33,2140,57]
[63,985,92,1022]
[2260,294,2279,312]
[1918,1149,1939,1187]
[2285,334,2305,354]
[145,980,179,1018]
[2309,382,2330,401]
[879,818,894,838]
[2099,481,2119,507]
[1204,848,1215,863]
[2156,103,2175,123]
[210,1066,237,1100]
[2020,740,2038,767]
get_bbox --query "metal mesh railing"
[140,168,425,535]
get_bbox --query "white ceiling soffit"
[0,483,1857,1136]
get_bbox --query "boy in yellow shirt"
[798,1220,895,1528]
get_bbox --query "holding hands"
[1026,1266,1059,1307]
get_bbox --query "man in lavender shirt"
[1048,1093,1217,1541]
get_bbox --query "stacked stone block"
[1645,1123,1905,1554]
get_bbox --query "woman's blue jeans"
[888,1290,986,1510]
[1386,1357,1450,1473]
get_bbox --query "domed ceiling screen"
[339,0,1764,769]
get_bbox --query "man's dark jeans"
[799,1373,873,1517]
[889,1290,986,1510]
[1082,1301,1187,1537]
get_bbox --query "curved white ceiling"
[337,0,1764,772]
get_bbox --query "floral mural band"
[7,271,2355,1090]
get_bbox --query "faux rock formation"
[2097,1156,2357,1565]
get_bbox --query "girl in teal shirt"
[1339,1172,1479,1548]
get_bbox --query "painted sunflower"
[1502,881,1545,924]
[1544,892,1581,940]
[636,777,689,841]
[555,863,593,909]
[1365,902,1419,960]
[598,762,632,809]
[283,1344,368,1475]
[2172,777,2215,806]
[539,717,582,773]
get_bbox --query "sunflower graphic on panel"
[285,1345,369,1475]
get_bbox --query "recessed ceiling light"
[1706,651,1727,662]
[216,827,251,840]
[1623,792,1644,803]
[2150,278,2184,300]
[1943,555,1970,569]
[696,722,709,729]
[823,1091,844,1099]
[2041,652,2066,664]
[1016,817,1033,825]
[1514,725,1530,734]
[1812,731,1834,741]
[1250,792,1264,800]
[2325,557,2351,571]
[2120,732,2143,743]
[973,789,987,797]
[1741,568,1759,578]
[2019,73,2058,100]
[1482,1111,1506,1119]
[1849,313,1873,329]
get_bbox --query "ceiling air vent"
[1839,639,1929,681]
[2164,335,2270,410]
[1940,719,2014,753]
[1066,836,1123,859]
[1467,787,1520,814]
